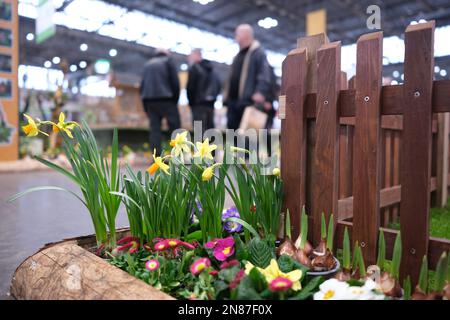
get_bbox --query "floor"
[0,167,134,299]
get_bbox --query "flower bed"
[9,114,450,300]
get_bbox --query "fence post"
[400,21,435,284]
[352,31,383,265]
[310,42,341,245]
[436,112,449,207]
[280,48,308,239]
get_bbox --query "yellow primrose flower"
[272,167,281,177]
[201,163,222,182]
[146,151,171,175]
[170,131,191,157]
[52,112,79,139]
[22,114,48,137]
[246,259,303,291]
[194,138,217,160]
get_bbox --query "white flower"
[313,279,349,300]
[344,279,386,300]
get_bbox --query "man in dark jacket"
[223,24,272,130]
[140,48,180,155]
[187,48,221,133]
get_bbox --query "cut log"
[10,232,174,300]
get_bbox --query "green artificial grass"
[387,201,450,240]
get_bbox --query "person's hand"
[252,92,265,105]
[264,101,272,112]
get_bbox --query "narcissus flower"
[202,163,221,181]
[146,151,171,175]
[52,112,79,139]
[272,167,281,177]
[269,276,293,292]
[190,257,211,275]
[194,138,217,160]
[145,259,160,271]
[170,130,191,157]
[22,114,48,137]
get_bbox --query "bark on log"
[10,235,174,300]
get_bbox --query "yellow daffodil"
[245,259,303,291]
[52,112,79,139]
[272,167,281,177]
[146,151,171,175]
[170,131,191,157]
[22,114,48,137]
[201,163,222,181]
[193,138,217,160]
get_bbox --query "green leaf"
[278,254,294,273]
[290,276,324,300]
[343,227,351,270]
[434,251,448,292]
[403,276,412,300]
[185,230,203,242]
[346,279,365,287]
[236,278,262,300]
[321,212,326,239]
[286,209,291,239]
[248,267,268,292]
[299,206,308,250]
[8,186,87,208]
[226,217,260,239]
[418,255,428,293]
[391,232,402,280]
[377,230,386,270]
[249,238,273,268]
[326,214,334,250]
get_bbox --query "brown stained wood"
[304,80,450,119]
[10,240,174,300]
[400,21,435,284]
[335,221,450,269]
[280,48,308,239]
[348,76,356,90]
[436,113,450,207]
[392,132,400,222]
[352,31,383,265]
[297,33,329,94]
[340,72,348,90]
[338,126,348,199]
[311,41,341,244]
[383,131,393,227]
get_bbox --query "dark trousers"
[143,99,180,155]
[191,104,215,133]
[227,102,246,130]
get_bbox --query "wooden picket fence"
[279,21,450,285]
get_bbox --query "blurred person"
[187,48,221,133]
[140,48,180,155]
[223,24,272,130]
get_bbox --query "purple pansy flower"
[222,206,243,233]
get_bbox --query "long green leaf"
[391,232,402,280]
[326,214,334,250]
[376,230,386,270]
[226,217,260,239]
[343,227,351,270]
[418,255,428,293]
[8,186,87,208]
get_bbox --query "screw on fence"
[364,96,370,102]
[361,241,366,247]
[410,248,416,255]
[323,100,329,105]
[414,91,421,97]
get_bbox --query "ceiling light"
[410,21,418,25]
[258,17,278,29]
[52,56,61,64]
[391,80,399,85]
[440,69,447,77]
[44,60,52,68]
[193,0,214,5]
[392,70,400,78]
[435,66,440,73]
[109,49,118,57]
[419,19,427,23]
[180,63,188,71]
[70,64,78,72]
[401,74,404,80]
[79,61,87,69]
[80,43,88,51]
[26,33,34,41]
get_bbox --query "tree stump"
[10,233,174,300]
